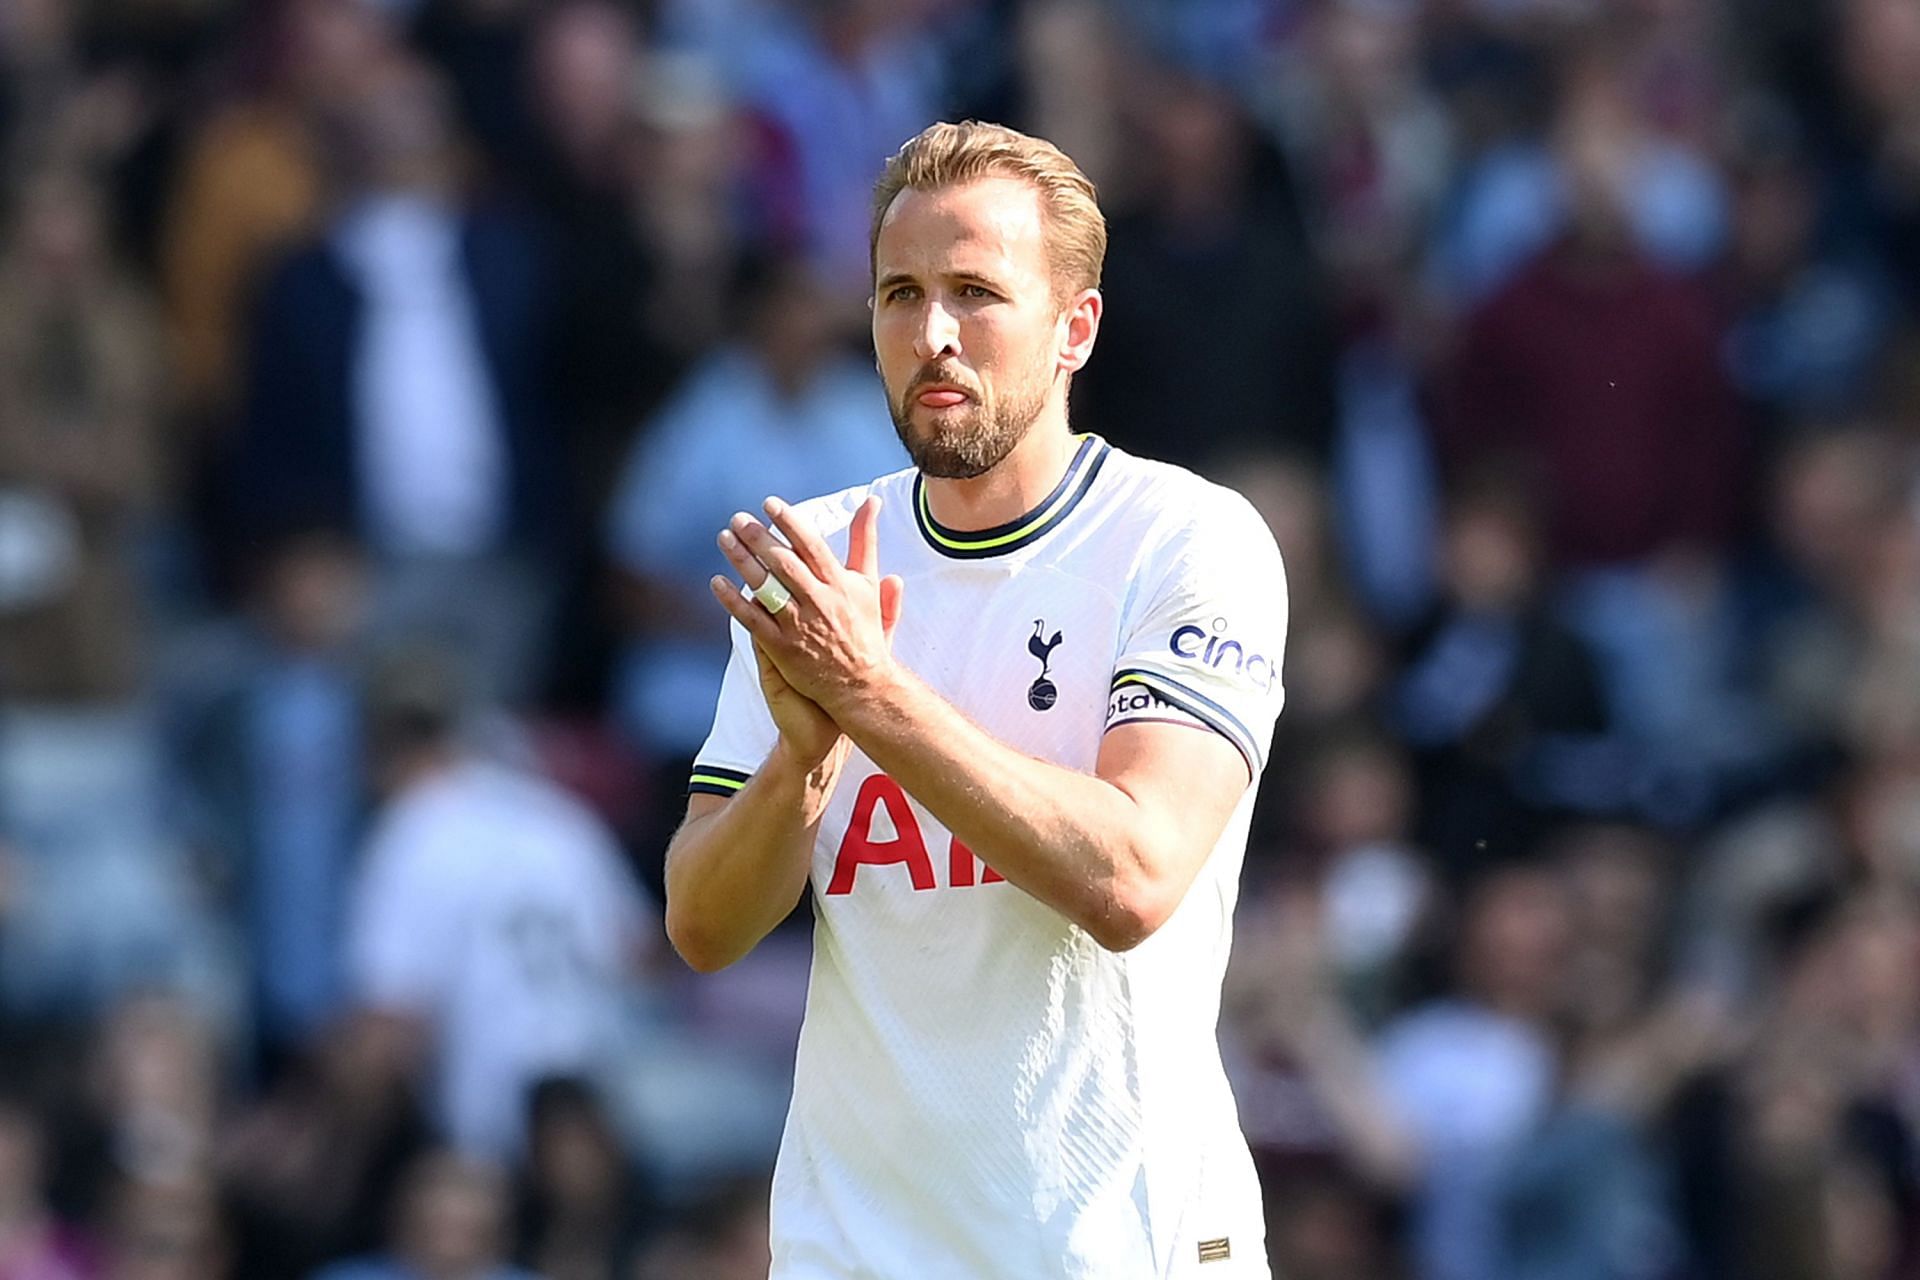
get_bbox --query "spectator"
[626,1177,769,1280]
[1388,475,1613,869]
[159,0,394,429]
[621,52,746,412]
[1078,66,1337,472]
[513,1077,639,1280]
[1717,106,1897,432]
[1373,865,1571,1280]
[218,1015,433,1280]
[1293,732,1434,1019]
[312,1151,534,1280]
[1439,61,1746,576]
[604,251,902,782]
[1756,428,1918,768]
[1263,1174,1404,1280]
[0,162,216,1025]
[1270,0,1455,330]
[167,528,371,1064]
[1671,889,1920,1280]
[737,0,945,292]
[1433,37,1728,304]
[1438,45,1756,810]
[229,52,565,703]
[411,0,536,168]
[519,2,668,498]
[61,996,222,1213]
[343,648,655,1160]
[0,1095,99,1280]
[0,162,159,706]
[99,1170,231,1280]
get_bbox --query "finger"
[763,496,841,582]
[879,573,905,640]
[731,516,823,604]
[717,527,769,589]
[709,574,782,644]
[846,495,882,580]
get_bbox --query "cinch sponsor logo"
[1169,617,1278,693]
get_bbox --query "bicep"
[1095,718,1250,881]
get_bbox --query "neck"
[921,410,1077,533]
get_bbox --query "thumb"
[752,640,791,688]
[879,574,906,640]
[847,494,882,579]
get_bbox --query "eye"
[883,284,921,304]
[958,283,994,300]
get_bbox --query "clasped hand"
[709,494,905,718]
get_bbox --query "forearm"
[663,740,838,971]
[833,667,1167,949]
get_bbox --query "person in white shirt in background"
[344,648,655,1161]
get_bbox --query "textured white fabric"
[694,436,1287,1278]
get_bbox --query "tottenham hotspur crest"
[1027,620,1064,711]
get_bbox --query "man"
[344,649,654,1160]
[667,121,1288,1277]
[232,54,564,703]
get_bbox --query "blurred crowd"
[3,0,1920,1276]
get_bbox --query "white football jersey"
[691,435,1286,1278]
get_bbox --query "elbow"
[664,905,740,974]
[1083,876,1179,953]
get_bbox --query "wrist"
[769,736,847,821]
[827,659,908,736]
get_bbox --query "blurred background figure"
[5,0,1920,1274]
[226,51,563,705]
[0,1094,98,1280]
[313,1150,534,1280]
[1388,474,1613,872]
[216,1014,432,1280]
[512,1077,641,1280]
[0,163,158,713]
[1078,65,1336,474]
[98,1170,231,1280]
[343,647,654,1162]
[604,249,901,867]
[166,527,371,1070]
[160,0,395,440]
[625,1177,770,1280]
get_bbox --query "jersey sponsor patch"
[1167,615,1280,696]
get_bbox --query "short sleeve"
[1105,493,1288,781]
[687,618,780,797]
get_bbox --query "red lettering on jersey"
[948,837,1006,887]
[826,775,934,895]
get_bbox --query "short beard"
[890,377,1048,481]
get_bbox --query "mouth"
[912,383,973,410]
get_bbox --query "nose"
[912,299,960,362]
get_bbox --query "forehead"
[874,176,1051,286]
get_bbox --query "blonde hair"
[870,120,1106,301]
